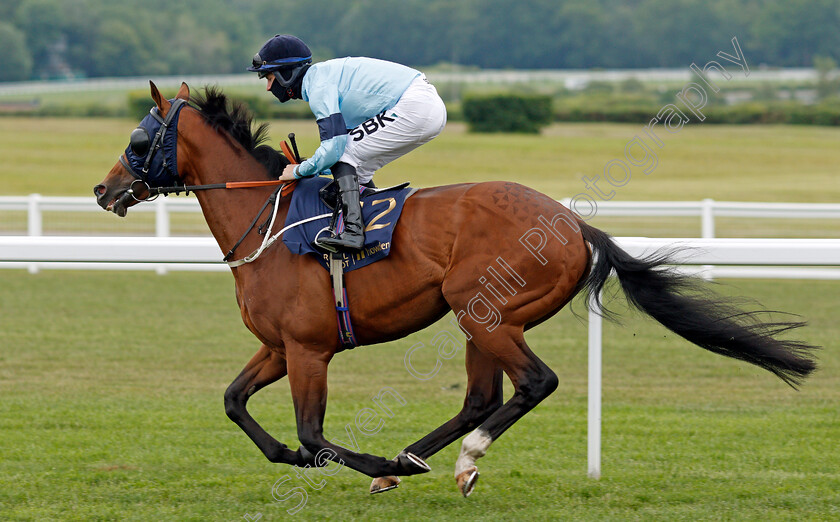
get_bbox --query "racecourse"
[1,116,839,520]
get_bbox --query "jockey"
[248,34,447,251]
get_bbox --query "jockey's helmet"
[248,34,312,86]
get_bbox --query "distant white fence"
[4,194,840,239]
[0,68,819,97]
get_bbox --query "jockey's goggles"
[250,53,312,79]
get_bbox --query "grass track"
[2,117,840,203]
[1,116,839,520]
[0,272,838,521]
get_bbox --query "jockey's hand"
[278,164,297,181]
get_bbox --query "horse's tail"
[577,221,818,388]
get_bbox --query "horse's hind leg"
[406,341,504,457]
[452,329,558,497]
[224,344,307,466]
[370,341,504,494]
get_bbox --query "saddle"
[320,179,411,352]
[281,176,416,352]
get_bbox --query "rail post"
[701,198,715,280]
[155,197,170,275]
[27,194,42,274]
[588,291,602,479]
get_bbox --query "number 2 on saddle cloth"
[281,175,417,350]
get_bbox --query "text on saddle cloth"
[282,176,416,272]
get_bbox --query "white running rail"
[4,195,840,239]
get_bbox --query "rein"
[148,140,301,198]
[128,178,298,265]
[148,179,294,197]
[227,211,333,268]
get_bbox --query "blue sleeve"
[295,134,347,178]
[295,85,349,178]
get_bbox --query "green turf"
[2,118,840,203]
[1,116,839,519]
[0,272,837,520]
[2,118,839,238]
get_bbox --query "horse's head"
[94,81,190,216]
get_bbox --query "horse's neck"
[183,133,290,261]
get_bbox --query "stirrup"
[314,239,340,253]
[318,232,364,251]
[314,231,340,253]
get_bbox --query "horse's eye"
[130,127,151,156]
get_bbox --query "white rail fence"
[3,195,840,478]
[2,233,839,480]
[0,69,820,97]
[0,194,198,238]
[584,237,840,480]
[4,195,840,239]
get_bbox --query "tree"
[88,20,153,77]
[165,14,233,75]
[0,0,25,21]
[556,0,629,68]
[631,0,731,67]
[0,22,33,81]
[814,56,840,100]
[751,0,840,66]
[15,0,67,78]
[5,0,840,79]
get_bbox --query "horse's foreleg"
[285,347,432,478]
[370,341,504,494]
[224,344,308,466]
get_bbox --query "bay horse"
[94,82,817,497]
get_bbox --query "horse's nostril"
[94,185,106,197]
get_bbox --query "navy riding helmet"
[248,35,312,101]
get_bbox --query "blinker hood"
[120,98,188,187]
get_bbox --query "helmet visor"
[249,52,312,77]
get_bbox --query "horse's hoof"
[370,475,401,494]
[456,466,479,497]
[396,451,431,475]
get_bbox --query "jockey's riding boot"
[320,162,365,251]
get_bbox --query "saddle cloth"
[282,176,416,272]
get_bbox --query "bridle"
[119,98,189,201]
[118,97,300,264]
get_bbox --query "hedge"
[462,93,553,133]
[3,90,837,128]
[553,100,840,126]
[127,90,314,121]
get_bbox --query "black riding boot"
[320,162,365,251]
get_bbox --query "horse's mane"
[190,86,288,177]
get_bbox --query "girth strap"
[330,252,358,351]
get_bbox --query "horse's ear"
[149,81,171,115]
[176,82,190,101]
